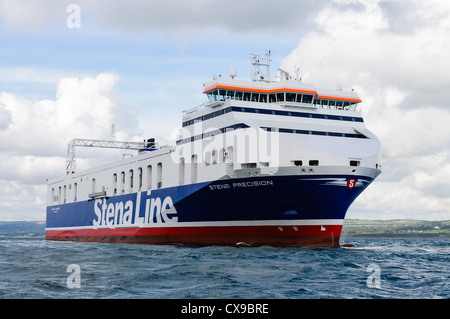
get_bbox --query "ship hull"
[45,224,343,247]
[46,172,376,247]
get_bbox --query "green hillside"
[341,219,450,238]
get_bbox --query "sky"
[0,0,449,221]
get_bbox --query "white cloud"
[0,73,141,220]
[0,0,68,30]
[0,73,124,155]
[282,0,450,220]
[0,0,326,35]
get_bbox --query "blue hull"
[46,174,372,230]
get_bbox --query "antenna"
[111,124,116,141]
[294,66,301,82]
[250,51,272,82]
[278,68,289,81]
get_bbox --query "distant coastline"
[1,219,449,239]
[0,221,45,238]
[341,219,450,238]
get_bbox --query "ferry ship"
[46,52,381,247]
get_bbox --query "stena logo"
[347,178,356,189]
[93,191,178,229]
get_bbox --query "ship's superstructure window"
[177,123,250,145]
[350,160,360,167]
[286,93,296,102]
[220,148,226,163]
[121,171,125,194]
[191,155,198,183]
[313,99,358,111]
[309,160,319,166]
[179,158,185,185]
[302,94,313,103]
[218,89,226,101]
[74,183,77,202]
[294,160,303,166]
[138,167,143,190]
[177,123,366,146]
[207,91,217,102]
[157,163,162,189]
[113,173,117,195]
[146,165,152,190]
[129,169,134,192]
[205,151,211,166]
[204,86,360,112]
[276,93,284,102]
[182,106,363,127]
[212,149,218,164]
[241,163,257,169]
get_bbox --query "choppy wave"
[0,237,448,299]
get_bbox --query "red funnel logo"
[347,178,356,189]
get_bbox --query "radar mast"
[250,51,272,82]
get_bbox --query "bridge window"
[269,94,276,103]
[302,94,313,103]
[218,89,226,101]
[276,93,284,102]
[207,90,219,103]
[286,93,296,102]
[234,91,243,100]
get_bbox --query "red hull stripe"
[45,224,343,247]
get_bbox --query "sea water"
[0,235,448,299]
